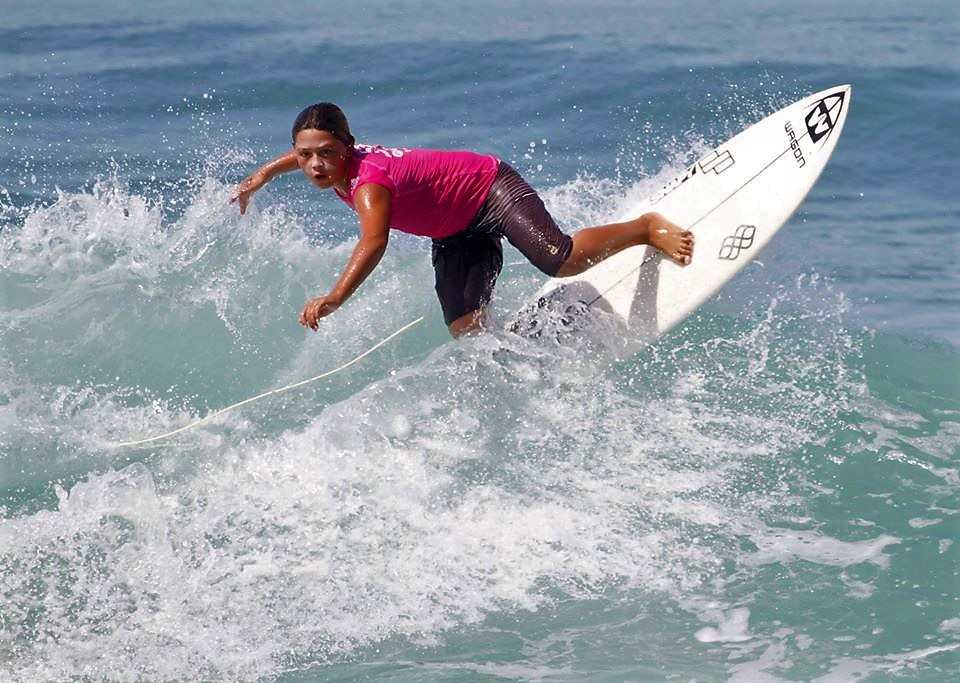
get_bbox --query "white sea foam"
[694,606,753,643]
[746,529,900,569]
[0,311,863,680]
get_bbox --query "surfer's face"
[294,129,352,193]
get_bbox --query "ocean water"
[1,0,958,680]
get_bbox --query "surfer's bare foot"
[556,211,694,277]
[642,212,693,265]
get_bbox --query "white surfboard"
[511,84,852,355]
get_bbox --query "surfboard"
[511,84,852,355]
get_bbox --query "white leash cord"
[111,316,425,448]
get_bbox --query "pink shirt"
[334,144,499,239]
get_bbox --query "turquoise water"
[1,1,958,680]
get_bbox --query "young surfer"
[230,103,694,337]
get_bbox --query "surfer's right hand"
[230,172,267,215]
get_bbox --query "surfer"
[231,102,694,337]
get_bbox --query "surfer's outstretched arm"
[230,150,299,214]
[300,183,392,330]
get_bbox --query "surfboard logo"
[805,91,845,144]
[699,149,735,174]
[718,225,756,260]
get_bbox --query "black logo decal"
[805,90,846,144]
[699,149,735,174]
[649,162,697,205]
[718,225,756,260]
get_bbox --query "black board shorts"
[431,161,574,325]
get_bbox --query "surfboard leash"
[110,316,425,448]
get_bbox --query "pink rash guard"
[333,144,499,239]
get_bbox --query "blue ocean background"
[1,1,958,680]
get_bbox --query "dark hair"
[291,102,355,146]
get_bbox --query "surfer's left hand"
[300,296,341,330]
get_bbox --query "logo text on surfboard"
[784,121,806,168]
[718,225,756,260]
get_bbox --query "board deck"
[511,85,852,355]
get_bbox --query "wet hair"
[291,102,355,146]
